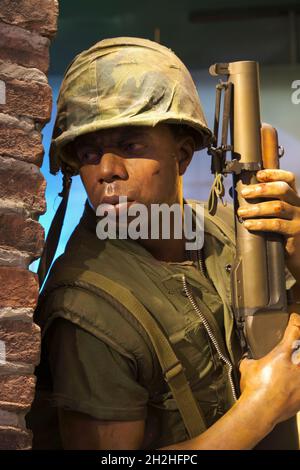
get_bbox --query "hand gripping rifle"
[208,61,299,449]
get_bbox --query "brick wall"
[0,0,58,450]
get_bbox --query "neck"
[136,197,188,263]
[90,193,193,263]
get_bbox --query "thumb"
[239,356,254,374]
[281,313,300,346]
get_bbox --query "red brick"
[0,21,50,74]
[0,426,31,449]
[0,0,58,39]
[0,59,47,84]
[0,77,52,123]
[0,375,36,411]
[0,267,39,309]
[0,320,40,365]
[0,117,44,166]
[0,213,44,257]
[0,156,46,214]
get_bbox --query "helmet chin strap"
[37,168,73,289]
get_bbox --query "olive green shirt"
[28,199,297,449]
[30,258,225,449]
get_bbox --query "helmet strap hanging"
[37,165,73,289]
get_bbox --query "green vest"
[32,199,242,448]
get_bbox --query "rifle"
[208,60,299,449]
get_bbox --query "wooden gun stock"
[261,123,281,170]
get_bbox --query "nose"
[97,151,128,184]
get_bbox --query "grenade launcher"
[208,61,299,449]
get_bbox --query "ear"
[177,136,195,176]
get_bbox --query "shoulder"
[42,317,149,422]
[36,285,159,390]
[46,317,139,378]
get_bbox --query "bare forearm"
[159,395,274,450]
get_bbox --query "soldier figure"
[27,37,300,449]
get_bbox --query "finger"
[243,218,295,236]
[237,200,294,220]
[241,181,300,207]
[257,169,297,191]
[282,313,300,345]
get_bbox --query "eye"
[77,147,102,165]
[122,141,146,155]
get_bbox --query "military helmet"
[50,36,212,176]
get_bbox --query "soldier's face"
[75,123,194,212]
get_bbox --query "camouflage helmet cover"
[50,37,212,175]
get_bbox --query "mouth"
[98,195,136,217]
[100,195,134,205]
